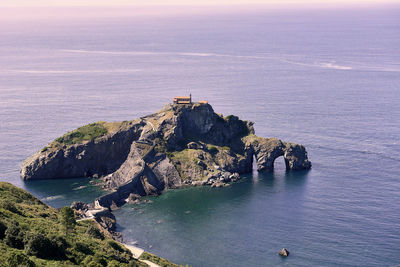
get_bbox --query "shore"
[123,244,161,267]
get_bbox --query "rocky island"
[21,100,311,209]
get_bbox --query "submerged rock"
[21,102,311,208]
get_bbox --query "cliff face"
[21,121,145,180]
[21,103,311,208]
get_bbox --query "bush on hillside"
[107,240,125,252]
[0,199,21,214]
[74,241,94,255]
[48,234,68,258]
[24,233,53,258]
[207,145,218,154]
[25,232,67,259]
[7,251,35,267]
[86,225,104,240]
[0,219,7,239]
[5,222,25,249]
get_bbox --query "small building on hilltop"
[173,94,208,105]
[173,94,192,104]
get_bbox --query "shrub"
[107,260,121,267]
[207,145,218,154]
[93,253,107,266]
[83,254,107,267]
[25,232,52,258]
[7,251,35,267]
[74,241,93,255]
[48,234,68,258]
[86,225,104,240]
[0,219,7,239]
[5,222,25,249]
[107,240,124,252]
[25,233,67,259]
[0,199,20,214]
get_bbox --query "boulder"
[70,201,88,211]
[279,248,290,257]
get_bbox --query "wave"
[58,49,400,73]
[61,49,161,56]
[279,59,353,70]
[73,185,87,191]
[42,195,65,201]
[3,69,141,74]
[319,62,353,70]
[177,52,216,57]
[63,49,224,58]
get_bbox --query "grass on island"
[0,182,147,267]
[54,122,109,145]
[41,120,138,150]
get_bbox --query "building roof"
[174,96,191,100]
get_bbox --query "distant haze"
[1,0,399,7]
[1,0,399,21]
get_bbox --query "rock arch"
[251,138,311,172]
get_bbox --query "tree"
[58,207,76,235]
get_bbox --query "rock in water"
[279,248,290,257]
[21,102,311,209]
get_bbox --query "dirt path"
[123,244,161,267]
[124,244,144,259]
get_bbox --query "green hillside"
[0,182,167,267]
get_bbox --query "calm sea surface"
[0,6,399,266]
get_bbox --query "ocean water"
[1,6,400,266]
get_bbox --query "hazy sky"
[1,0,397,21]
[1,0,399,7]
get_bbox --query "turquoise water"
[1,5,400,266]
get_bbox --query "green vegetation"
[0,182,147,266]
[206,145,218,154]
[49,120,138,147]
[86,225,104,240]
[242,134,262,147]
[167,149,208,181]
[55,122,109,145]
[140,252,179,267]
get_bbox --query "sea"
[0,5,399,267]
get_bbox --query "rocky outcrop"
[279,248,290,257]
[21,120,145,180]
[21,102,311,208]
[248,137,312,172]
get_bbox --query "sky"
[1,0,398,21]
[1,0,399,7]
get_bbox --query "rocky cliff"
[21,103,311,208]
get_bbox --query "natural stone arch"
[250,137,311,172]
[271,155,290,171]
